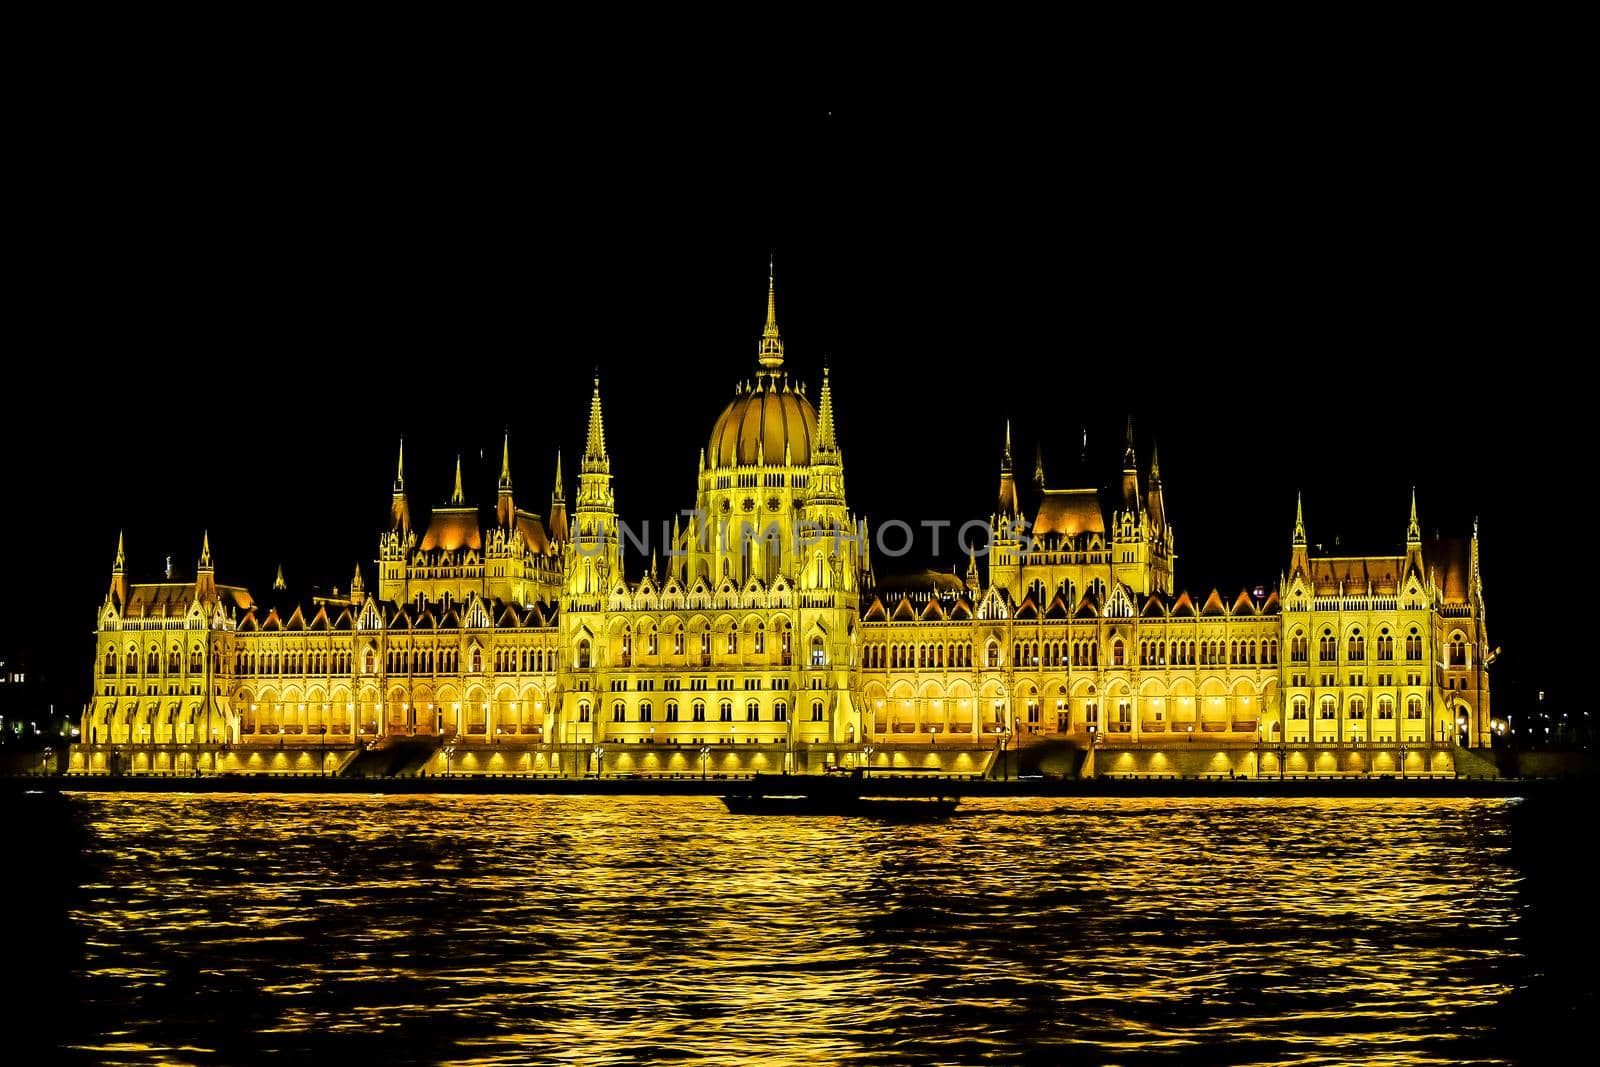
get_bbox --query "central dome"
[709,374,817,468]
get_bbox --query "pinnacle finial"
[1033,443,1046,488]
[758,254,784,370]
[394,438,405,492]
[1406,487,1421,543]
[1150,443,1162,483]
[500,431,512,488]
[449,454,465,505]
[199,529,212,569]
[1004,419,1013,467]
[552,450,565,502]
[1292,491,1306,545]
[1123,416,1137,469]
[113,529,125,571]
[274,563,286,591]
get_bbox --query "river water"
[10,793,1591,1065]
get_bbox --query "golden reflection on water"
[62,795,1521,1066]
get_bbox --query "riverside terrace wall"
[49,740,1519,778]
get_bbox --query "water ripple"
[32,795,1547,1064]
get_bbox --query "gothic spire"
[497,432,516,528]
[390,438,410,533]
[1033,443,1046,490]
[997,420,1019,518]
[198,530,213,570]
[817,360,838,452]
[1123,415,1137,470]
[1293,492,1306,545]
[584,373,607,461]
[113,529,125,573]
[273,563,286,591]
[548,451,569,544]
[1150,443,1162,485]
[757,254,784,370]
[1406,487,1421,544]
[450,454,465,505]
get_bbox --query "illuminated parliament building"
[72,270,1494,777]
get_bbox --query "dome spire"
[758,253,784,370]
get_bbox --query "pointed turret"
[273,563,286,591]
[110,530,127,607]
[1120,416,1141,514]
[997,420,1020,518]
[965,545,980,592]
[1290,492,1309,579]
[450,454,466,506]
[757,253,784,370]
[350,562,365,603]
[1033,443,1046,491]
[548,451,569,543]
[390,438,410,533]
[196,530,215,601]
[1403,488,1425,580]
[1147,443,1168,535]
[497,432,516,528]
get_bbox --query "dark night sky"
[2,92,1581,720]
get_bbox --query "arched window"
[746,700,760,722]
[674,627,684,656]
[665,701,679,722]
[719,700,732,722]
[578,701,591,723]
[168,647,181,672]
[1319,696,1336,719]
[727,629,737,654]
[1377,629,1393,661]
[647,630,658,656]
[987,641,1001,668]
[1319,629,1336,661]
[1406,696,1423,719]
[810,635,826,667]
[1349,697,1366,720]
[1347,629,1365,661]
[1290,630,1307,663]
[1449,634,1467,666]
[577,640,591,670]
[1291,697,1308,720]
[773,701,787,722]
[811,700,824,721]
[754,625,765,654]
[1112,640,1124,667]
[613,701,626,722]
[363,649,375,673]
[104,649,117,673]
[1406,628,1422,660]
[471,648,482,673]
[148,648,161,673]
[693,701,706,722]
[639,701,652,722]
[1377,697,1394,720]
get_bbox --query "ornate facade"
[73,268,1493,776]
